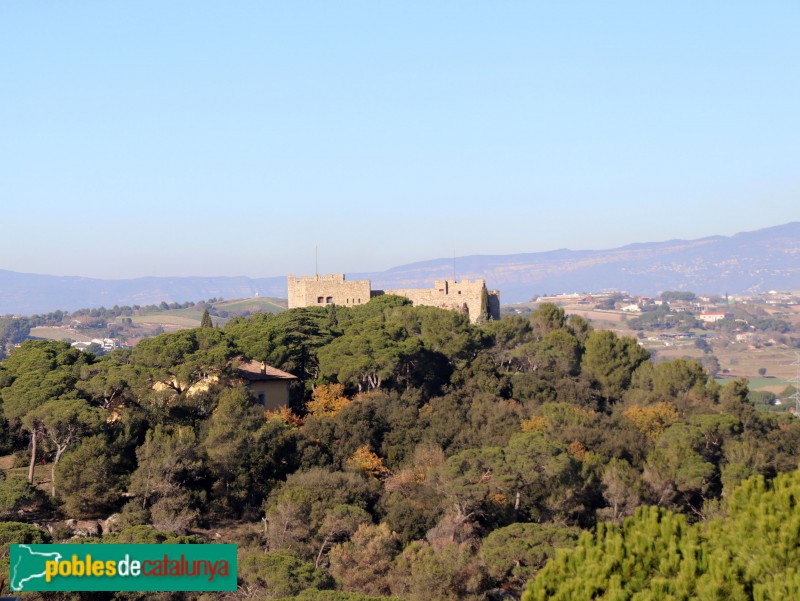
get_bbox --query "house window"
[326,296,333,303]
[317,297,324,303]
[257,392,265,404]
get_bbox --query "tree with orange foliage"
[264,406,303,428]
[306,383,351,417]
[346,444,391,479]
[623,402,679,441]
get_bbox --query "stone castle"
[287,273,500,324]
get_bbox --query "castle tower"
[287,274,372,309]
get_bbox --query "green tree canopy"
[132,328,235,394]
[524,468,800,601]
[0,340,89,483]
[26,398,104,496]
[581,330,649,403]
[318,321,423,392]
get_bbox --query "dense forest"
[1,296,800,600]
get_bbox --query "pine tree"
[200,308,213,328]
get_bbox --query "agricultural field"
[713,345,798,382]
[130,313,210,330]
[23,297,288,346]
[215,296,286,313]
[129,297,286,331]
[641,336,797,389]
[29,327,94,342]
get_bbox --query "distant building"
[235,360,297,410]
[72,338,120,352]
[154,358,297,410]
[288,273,500,323]
[534,292,624,305]
[698,312,733,323]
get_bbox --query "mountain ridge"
[2,222,798,314]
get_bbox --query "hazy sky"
[2,2,798,279]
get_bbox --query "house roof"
[235,359,297,382]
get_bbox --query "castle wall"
[386,279,499,324]
[287,275,500,323]
[287,274,371,309]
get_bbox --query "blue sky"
[2,2,798,279]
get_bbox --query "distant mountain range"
[2,222,798,315]
[362,222,800,304]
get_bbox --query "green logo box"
[9,544,237,592]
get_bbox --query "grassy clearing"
[130,313,231,331]
[715,376,792,394]
[166,308,205,320]
[215,297,286,313]
[714,346,798,380]
[645,344,797,382]
[129,297,284,331]
[742,377,792,391]
[29,327,93,342]
[130,314,202,327]
[135,307,204,320]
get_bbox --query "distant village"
[518,289,800,354]
[532,289,800,310]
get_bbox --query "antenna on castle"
[315,245,319,278]
[453,250,456,282]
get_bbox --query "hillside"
[0,272,287,315]
[358,222,800,302]
[3,300,800,600]
[1,222,798,313]
[21,297,288,346]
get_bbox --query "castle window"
[458,291,462,294]
[257,392,265,404]
[317,297,324,303]
[326,296,333,303]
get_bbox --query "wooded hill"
[1,296,799,600]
